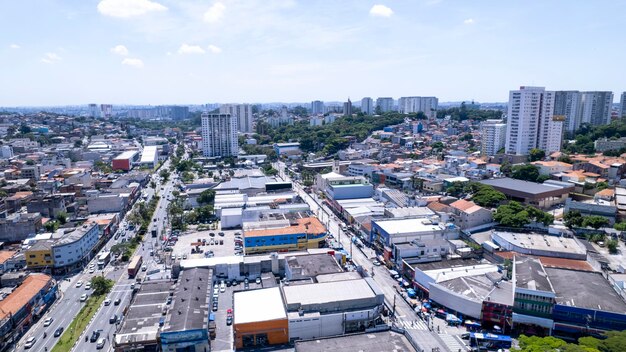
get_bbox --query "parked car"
[85,283,91,290]
[255,277,261,284]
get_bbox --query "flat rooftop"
[286,253,343,278]
[164,267,212,332]
[438,273,513,306]
[116,280,171,346]
[480,178,573,198]
[514,256,554,293]
[234,287,287,325]
[282,278,382,312]
[493,232,586,257]
[372,217,442,235]
[295,330,416,352]
[546,268,626,313]
[244,217,326,238]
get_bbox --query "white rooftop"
[374,218,442,235]
[234,287,287,324]
[424,263,499,283]
[140,145,158,163]
[282,279,375,306]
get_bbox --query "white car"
[24,337,36,349]
[88,268,95,274]
[75,280,83,288]
[96,337,106,349]
[104,299,111,306]
[43,317,53,327]
[80,294,88,302]
[85,283,91,290]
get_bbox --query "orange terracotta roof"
[596,189,615,197]
[244,217,326,238]
[0,274,52,320]
[496,252,594,272]
[0,251,16,265]
[450,199,477,212]
[427,201,451,212]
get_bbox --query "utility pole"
[392,294,397,319]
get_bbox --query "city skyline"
[2,1,626,106]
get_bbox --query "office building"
[243,215,327,254]
[580,91,613,126]
[619,92,626,118]
[480,119,507,156]
[342,98,352,116]
[376,97,394,113]
[398,96,438,119]
[553,91,582,134]
[311,100,324,115]
[100,104,113,118]
[201,112,239,158]
[111,150,140,171]
[505,86,563,155]
[361,97,373,115]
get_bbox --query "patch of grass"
[50,294,106,352]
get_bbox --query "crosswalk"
[396,319,429,330]
[438,333,469,352]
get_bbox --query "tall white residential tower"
[201,113,239,158]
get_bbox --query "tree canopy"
[513,331,626,352]
[511,164,550,183]
[494,201,554,227]
[529,148,546,162]
[197,189,215,205]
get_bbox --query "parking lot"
[167,226,242,263]
[211,277,263,351]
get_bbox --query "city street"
[276,162,455,352]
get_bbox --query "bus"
[97,251,111,269]
[469,332,512,350]
[128,255,143,278]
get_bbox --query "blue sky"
[1,0,625,106]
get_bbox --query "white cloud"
[203,2,226,23]
[122,58,144,68]
[110,45,129,56]
[178,44,205,55]
[41,52,62,64]
[207,45,222,54]
[464,18,475,25]
[9,44,20,49]
[97,0,167,18]
[369,4,393,18]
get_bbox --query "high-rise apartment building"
[505,86,563,155]
[580,91,613,126]
[361,97,373,115]
[398,96,438,119]
[480,119,507,156]
[100,104,113,118]
[376,97,394,113]
[553,91,582,134]
[311,100,325,115]
[219,104,254,133]
[88,104,98,118]
[343,98,352,116]
[619,92,626,118]
[201,113,239,158]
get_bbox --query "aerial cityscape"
[1,1,626,352]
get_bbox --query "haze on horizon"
[1,0,625,106]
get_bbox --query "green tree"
[607,239,619,254]
[74,140,83,148]
[596,181,609,191]
[582,215,610,230]
[472,186,506,207]
[159,169,170,182]
[558,154,573,164]
[90,276,114,296]
[614,222,626,231]
[43,220,59,232]
[512,164,540,182]
[494,201,553,227]
[56,211,67,225]
[564,210,584,229]
[198,189,216,205]
[529,148,546,162]
[500,161,513,177]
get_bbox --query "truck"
[97,251,111,269]
[128,255,143,278]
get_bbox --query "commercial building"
[479,178,574,209]
[311,100,325,115]
[480,119,507,156]
[491,231,586,260]
[273,142,301,156]
[361,97,373,115]
[139,145,158,169]
[564,198,616,225]
[51,223,99,271]
[201,113,238,158]
[243,215,327,254]
[234,287,288,349]
[376,97,394,113]
[295,330,415,352]
[220,103,254,133]
[112,150,140,171]
[370,217,455,247]
[580,91,613,126]
[0,274,56,350]
[505,86,563,155]
[160,268,212,352]
[25,240,54,269]
[397,96,438,119]
[317,172,374,201]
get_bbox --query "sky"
[1,0,626,106]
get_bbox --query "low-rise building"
[51,223,99,272]
[449,199,493,230]
[234,287,288,349]
[370,217,456,248]
[243,215,327,254]
[25,240,54,269]
[480,178,574,209]
[0,213,42,242]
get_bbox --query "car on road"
[54,327,64,337]
[461,333,470,340]
[88,268,95,274]
[114,298,121,306]
[209,232,215,237]
[255,277,261,284]
[75,280,83,288]
[226,315,233,325]
[141,265,147,272]
[218,232,225,236]
[212,301,218,311]
[372,260,381,266]
[182,254,187,259]
[80,294,88,302]
[90,330,100,343]
[177,255,182,260]
[43,317,53,327]
[104,299,111,306]
[109,314,118,324]
[24,336,36,349]
[85,283,91,290]
[96,338,106,349]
